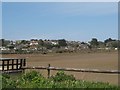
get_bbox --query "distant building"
[79,43,89,49]
[51,41,58,45]
[0,47,10,51]
[115,48,118,50]
[30,41,38,46]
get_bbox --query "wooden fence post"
[16,59,18,70]
[2,60,4,71]
[22,59,26,73]
[47,64,50,78]
[7,60,9,70]
[20,59,23,69]
[12,59,14,70]
[23,59,26,67]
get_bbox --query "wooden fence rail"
[22,64,120,78]
[0,58,26,73]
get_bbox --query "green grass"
[2,71,119,89]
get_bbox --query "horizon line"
[0,37,118,42]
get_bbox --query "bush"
[51,71,75,82]
[2,74,17,88]
[22,71,41,81]
[1,71,119,89]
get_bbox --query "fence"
[0,58,26,73]
[22,64,120,78]
[0,58,119,77]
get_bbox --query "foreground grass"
[2,71,119,89]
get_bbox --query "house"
[0,46,10,51]
[105,47,111,50]
[51,41,58,45]
[115,48,118,50]
[66,46,75,51]
[79,43,89,49]
[14,44,24,50]
[30,40,38,46]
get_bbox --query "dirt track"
[2,52,118,85]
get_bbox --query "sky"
[0,2,2,39]
[1,0,119,2]
[2,2,118,42]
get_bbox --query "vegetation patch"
[2,71,119,89]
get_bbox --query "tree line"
[0,38,119,54]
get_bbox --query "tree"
[7,45,14,49]
[0,39,10,47]
[104,38,114,44]
[98,41,105,48]
[38,39,44,46]
[90,38,99,48]
[106,41,118,48]
[21,40,28,44]
[81,42,85,44]
[1,39,5,46]
[58,39,67,47]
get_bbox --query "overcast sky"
[2,2,118,42]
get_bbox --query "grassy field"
[2,51,118,85]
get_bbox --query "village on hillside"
[0,38,119,54]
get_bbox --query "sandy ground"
[2,52,118,85]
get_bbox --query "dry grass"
[2,51,118,85]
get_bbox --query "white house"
[0,47,10,51]
[30,41,38,46]
[51,41,58,45]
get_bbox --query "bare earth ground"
[2,52,118,85]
